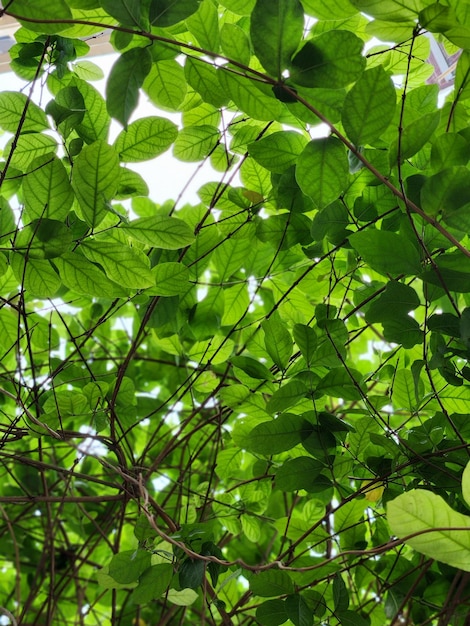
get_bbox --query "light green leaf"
[220,23,251,66]
[5,134,57,170]
[121,215,195,249]
[349,230,422,276]
[462,460,470,508]
[342,66,396,146]
[387,490,470,571]
[250,0,305,78]
[81,241,155,289]
[293,324,317,365]
[173,125,219,162]
[72,60,104,82]
[241,515,261,542]
[114,116,178,162]
[131,564,173,604]
[150,0,200,27]
[301,0,357,19]
[218,68,283,121]
[249,131,307,173]
[75,79,110,144]
[186,0,219,51]
[166,588,199,606]
[184,58,228,108]
[108,549,152,584]
[0,91,49,133]
[72,140,121,228]
[349,0,425,21]
[316,368,366,401]
[143,60,187,111]
[101,0,147,28]
[149,262,190,296]
[23,154,74,221]
[106,48,152,127]
[296,137,348,209]
[389,112,440,165]
[10,254,61,299]
[53,252,126,298]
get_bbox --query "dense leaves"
[1,1,470,625]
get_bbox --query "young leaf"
[114,116,178,162]
[387,490,470,571]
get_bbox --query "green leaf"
[23,154,74,221]
[285,594,313,626]
[81,241,155,289]
[296,137,348,209]
[275,457,324,492]
[121,215,195,248]
[220,23,251,66]
[150,0,200,27]
[75,79,110,144]
[249,570,294,597]
[293,324,318,365]
[72,140,121,228]
[342,66,396,146]
[5,134,57,170]
[106,48,152,127]
[53,252,126,297]
[250,0,305,78]
[249,131,307,174]
[389,112,440,165]
[179,558,205,590]
[387,490,470,571]
[10,255,61,299]
[0,91,49,132]
[262,315,293,370]
[184,58,228,108]
[231,356,274,381]
[462,460,470,508]
[108,549,152,584]
[186,0,219,51]
[316,368,366,401]
[101,0,148,28]
[166,588,199,606]
[256,599,289,626]
[243,414,309,455]
[333,574,349,611]
[15,219,72,259]
[131,564,173,604]
[349,0,425,21]
[173,125,219,162]
[349,230,422,276]
[143,60,187,111]
[114,116,178,162]
[12,0,73,32]
[301,0,357,20]
[150,262,190,296]
[290,30,365,88]
[218,68,283,121]
[267,380,307,414]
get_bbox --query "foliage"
[2,0,470,624]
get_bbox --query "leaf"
[249,131,307,174]
[290,30,365,88]
[256,599,289,626]
[75,80,110,144]
[285,594,313,626]
[267,380,307,414]
[101,0,148,28]
[121,215,195,249]
[53,252,126,298]
[249,570,294,597]
[462,460,470,508]
[143,60,187,111]
[262,315,293,370]
[150,0,200,27]
[131,564,173,604]
[241,515,261,542]
[296,137,348,209]
[243,414,309,455]
[150,262,190,296]
[275,457,324,492]
[179,558,205,590]
[106,48,152,127]
[250,0,305,78]
[108,549,152,584]
[316,368,366,401]
[218,68,283,121]
[23,154,74,221]
[81,241,155,289]
[349,0,424,21]
[387,490,470,571]
[5,134,57,170]
[184,58,228,108]
[231,356,274,380]
[349,230,422,276]
[186,0,220,52]
[389,112,440,165]
[11,0,73,32]
[342,66,396,146]
[10,255,61,299]
[220,23,251,66]
[166,588,199,606]
[0,91,49,132]
[114,116,178,162]
[72,140,121,228]
[173,125,219,162]
[302,0,357,20]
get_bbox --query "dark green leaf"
[349,230,422,276]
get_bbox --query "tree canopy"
[2,0,470,624]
